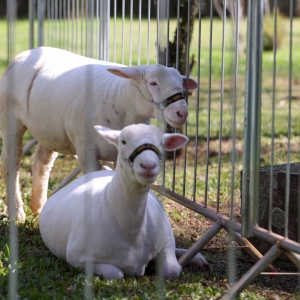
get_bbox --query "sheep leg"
[93,263,124,279]
[175,248,210,269]
[31,143,58,213]
[1,125,27,221]
[155,246,182,279]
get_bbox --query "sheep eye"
[121,140,126,145]
[150,81,157,86]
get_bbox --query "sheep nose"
[140,162,156,171]
[177,110,188,120]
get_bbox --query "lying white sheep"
[39,124,208,279]
[0,47,198,221]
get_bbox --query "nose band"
[161,92,185,108]
[123,144,163,167]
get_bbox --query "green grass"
[0,16,300,299]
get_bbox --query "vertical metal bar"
[67,0,70,50]
[59,0,62,48]
[76,0,79,53]
[96,0,99,59]
[100,0,110,61]
[175,0,180,70]
[63,0,66,49]
[81,0,84,55]
[83,4,95,298]
[129,0,133,66]
[72,0,75,52]
[37,0,44,47]
[113,0,117,62]
[228,0,240,287]
[55,0,58,48]
[29,0,35,49]
[192,0,202,202]
[147,0,151,65]
[86,0,94,58]
[156,0,159,64]
[50,0,53,47]
[138,0,142,65]
[216,0,227,212]
[242,0,264,237]
[46,0,50,46]
[182,0,191,198]
[268,0,278,232]
[171,0,181,192]
[121,0,125,64]
[230,2,239,221]
[166,0,170,65]
[7,1,18,299]
[285,0,294,238]
[204,0,214,207]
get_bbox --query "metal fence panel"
[2,0,300,298]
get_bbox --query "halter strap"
[124,143,162,167]
[160,92,185,108]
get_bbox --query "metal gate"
[3,0,300,298]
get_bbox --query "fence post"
[100,0,110,61]
[29,0,36,49]
[37,0,45,47]
[241,0,264,237]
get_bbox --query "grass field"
[0,16,300,299]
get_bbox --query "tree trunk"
[165,0,198,159]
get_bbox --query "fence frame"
[5,0,300,298]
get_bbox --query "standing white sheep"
[39,124,208,279]
[0,46,198,221]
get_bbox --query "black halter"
[123,143,163,167]
[160,92,185,108]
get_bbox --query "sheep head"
[106,65,197,128]
[94,124,189,186]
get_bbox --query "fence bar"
[51,166,81,195]
[171,0,181,192]
[152,183,241,231]
[22,138,37,156]
[29,0,35,49]
[100,0,110,61]
[241,0,264,237]
[204,0,214,207]
[268,0,278,232]
[192,0,202,202]
[216,0,226,211]
[223,243,282,299]
[284,0,294,239]
[252,226,300,255]
[283,251,300,269]
[152,183,300,256]
[225,230,276,272]
[37,0,45,46]
[178,220,222,267]
[7,1,19,299]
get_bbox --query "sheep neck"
[104,164,149,239]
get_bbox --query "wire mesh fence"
[1,0,300,298]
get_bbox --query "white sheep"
[0,46,198,221]
[39,124,208,279]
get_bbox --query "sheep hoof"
[16,208,26,222]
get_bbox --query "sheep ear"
[94,125,120,147]
[163,133,189,151]
[106,67,141,80]
[182,76,198,90]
